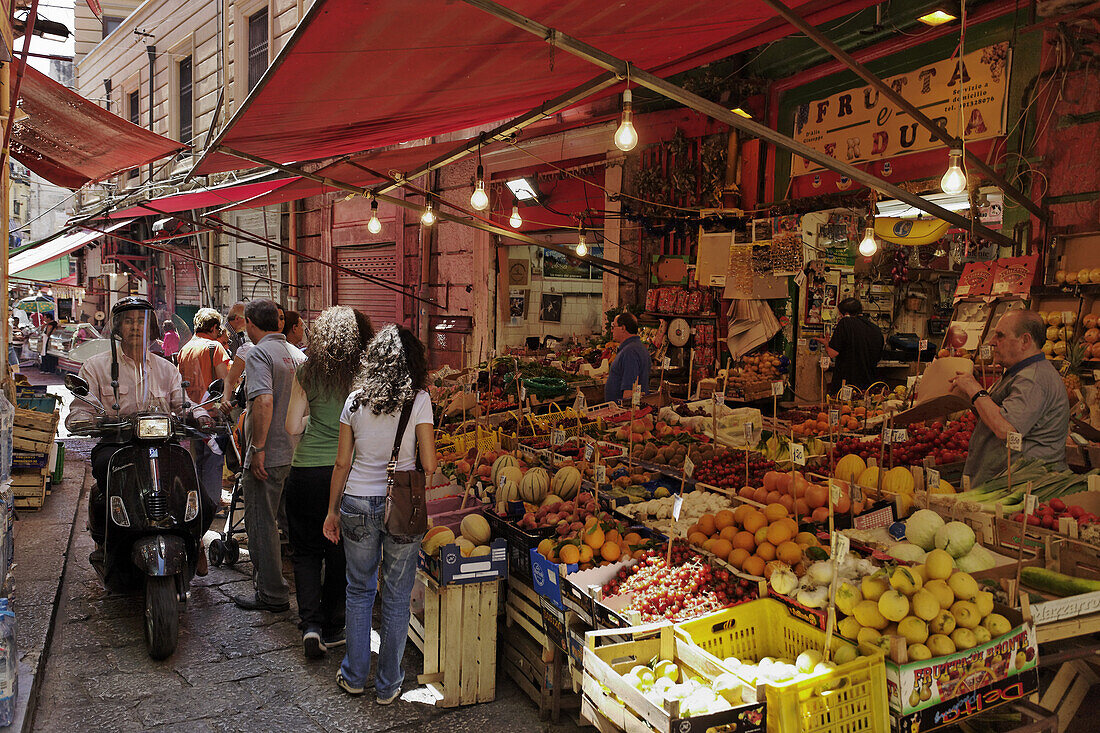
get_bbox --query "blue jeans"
[338,494,423,697]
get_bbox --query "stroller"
[207,411,247,567]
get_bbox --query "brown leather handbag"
[384,400,427,543]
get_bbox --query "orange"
[752,486,770,503]
[623,532,642,546]
[605,529,622,547]
[754,526,770,546]
[728,547,750,569]
[779,494,794,512]
[743,555,766,577]
[756,542,776,561]
[742,510,767,534]
[763,471,781,491]
[703,537,717,553]
[795,531,819,546]
[776,541,802,565]
[584,526,605,549]
[715,509,735,531]
[688,531,709,546]
[600,542,621,562]
[697,514,717,536]
[766,521,793,546]
[778,517,799,538]
[538,538,554,558]
[632,548,646,560]
[579,544,594,563]
[710,539,732,559]
[733,505,752,525]
[732,531,756,552]
[738,485,755,499]
[764,503,788,522]
[766,490,782,505]
[560,544,580,564]
[719,526,739,543]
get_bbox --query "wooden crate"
[12,467,48,510]
[407,570,498,707]
[13,407,59,456]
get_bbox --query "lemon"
[879,590,911,622]
[890,566,924,596]
[927,634,956,656]
[973,626,991,644]
[924,579,955,610]
[983,613,1012,638]
[974,590,994,618]
[951,627,977,651]
[951,600,981,629]
[898,616,930,645]
[837,615,862,640]
[796,650,823,674]
[862,573,890,601]
[654,659,679,682]
[857,626,883,646]
[836,582,860,615]
[911,589,940,621]
[1015,651,1027,669]
[854,599,889,629]
[833,644,858,665]
[924,549,955,580]
[948,571,978,601]
[929,609,956,635]
[908,643,932,661]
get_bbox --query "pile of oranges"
[684,503,820,578]
[791,405,871,437]
[536,518,647,570]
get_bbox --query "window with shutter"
[178,56,193,146]
[128,91,140,180]
[247,8,269,92]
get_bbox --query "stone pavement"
[14,369,584,732]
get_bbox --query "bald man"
[950,309,1069,485]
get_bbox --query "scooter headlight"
[184,490,200,522]
[137,416,170,439]
[109,495,130,527]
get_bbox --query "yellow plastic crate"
[449,426,501,455]
[674,599,888,733]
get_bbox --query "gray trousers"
[242,464,292,604]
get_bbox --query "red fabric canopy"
[196,0,875,175]
[12,67,187,189]
[107,176,300,219]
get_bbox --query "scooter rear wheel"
[144,575,179,660]
[208,539,226,567]
[225,538,240,565]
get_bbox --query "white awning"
[10,220,132,275]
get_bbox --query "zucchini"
[1020,567,1100,597]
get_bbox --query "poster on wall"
[509,289,528,320]
[542,247,604,279]
[792,43,1011,174]
[539,293,563,323]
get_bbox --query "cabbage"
[888,542,927,563]
[934,521,976,559]
[906,509,946,551]
[955,545,996,573]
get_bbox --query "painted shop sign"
[793,43,1010,174]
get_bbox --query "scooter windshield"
[113,308,170,414]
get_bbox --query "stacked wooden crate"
[12,406,59,510]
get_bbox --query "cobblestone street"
[16,368,580,732]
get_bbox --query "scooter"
[65,373,223,660]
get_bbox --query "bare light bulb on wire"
[421,202,436,226]
[509,204,522,229]
[614,89,638,152]
[367,199,382,234]
[470,164,489,211]
[576,228,588,257]
[858,227,878,257]
[940,149,967,195]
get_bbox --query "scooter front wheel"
[144,575,179,660]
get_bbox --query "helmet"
[111,297,160,339]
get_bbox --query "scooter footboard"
[131,534,188,577]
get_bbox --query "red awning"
[12,67,187,189]
[106,176,301,219]
[195,0,876,175]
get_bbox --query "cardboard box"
[990,255,1039,297]
[955,262,995,299]
[418,538,508,585]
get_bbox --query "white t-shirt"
[340,389,434,497]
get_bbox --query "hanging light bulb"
[421,202,436,226]
[470,164,489,211]
[614,89,638,152]
[576,228,588,257]
[509,204,522,229]
[367,198,382,234]
[858,227,878,257]
[940,148,967,195]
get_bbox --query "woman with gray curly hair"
[322,325,437,703]
[284,306,373,659]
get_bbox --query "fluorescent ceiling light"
[876,187,999,219]
[917,8,957,26]
[505,177,538,201]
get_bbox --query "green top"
[291,371,346,468]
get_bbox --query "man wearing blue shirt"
[604,313,651,403]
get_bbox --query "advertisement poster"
[542,246,604,279]
[793,43,1010,174]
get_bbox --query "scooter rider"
[65,298,208,565]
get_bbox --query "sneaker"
[303,629,324,660]
[336,671,364,696]
[376,688,400,705]
[321,628,346,650]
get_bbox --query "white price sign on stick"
[830,481,842,505]
[906,375,918,390]
[743,422,755,444]
[631,390,642,408]
[892,429,909,442]
[672,494,684,521]
[820,355,831,369]
[881,425,892,444]
[661,355,671,369]
[498,475,508,489]
[683,455,696,478]
[831,532,851,560]
[584,443,595,461]
[838,386,853,401]
[980,344,993,360]
[828,409,839,427]
[712,391,725,405]
[551,429,566,447]
[927,468,940,489]
[919,339,929,351]
[771,381,785,397]
[594,465,607,483]
[519,384,527,402]
[1025,494,1038,514]
[791,443,806,466]
[1008,432,1023,451]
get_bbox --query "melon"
[835,454,866,484]
[540,494,563,508]
[552,466,582,500]
[497,465,523,488]
[885,466,916,494]
[470,545,491,557]
[520,467,550,503]
[461,514,491,545]
[857,466,880,490]
[422,526,455,556]
[455,538,476,557]
[497,478,520,505]
[491,453,520,485]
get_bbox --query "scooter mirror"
[65,374,90,396]
[206,379,224,399]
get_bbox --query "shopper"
[233,299,306,613]
[604,312,651,403]
[285,307,373,658]
[950,309,1070,485]
[283,310,305,349]
[161,320,181,361]
[816,298,884,392]
[39,319,58,373]
[322,325,436,703]
[226,302,248,358]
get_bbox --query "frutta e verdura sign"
[793,43,1011,175]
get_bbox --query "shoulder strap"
[207,342,217,373]
[390,399,422,470]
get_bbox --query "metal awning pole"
[756,0,1048,222]
[458,0,1018,249]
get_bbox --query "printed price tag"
[956,284,971,295]
[1007,432,1023,451]
[672,494,684,521]
[743,422,755,444]
[1025,494,1038,515]
[820,355,831,369]
[791,443,806,466]
[851,483,864,503]
[519,384,527,402]
[831,532,851,560]
[683,455,696,478]
[830,481,842,505]
[828,409,839,427]
[551,430,566,447]
[661,355,671,369]
[585,443,595,461]
[463,381,474,393]
[881,425,892,444]
[839,386,853,401]
[919,339,929,351]
[632,390,642,408]
[771,381,785,397]
[927,468,940,489]
[980,344,992,360]
[893,429,909,442]
[498,474,508,489]
[712,391,725,404]
[594,465,607,483]
[573,392,584,411]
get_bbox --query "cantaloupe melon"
[519,467,550,504]
[470,545,491,557]
[460,514,491,545]
[540,494,562,508]
[552,466,581,500]
[835,454,866,484]
[491,454,519,485]
[455,538,475,557]
[497,465,523,488]
[497,478,520,504]
[857,466,880,490]
[422,526,455,556]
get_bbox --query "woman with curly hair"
[322,325,437,703]
[284,306,374,659]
